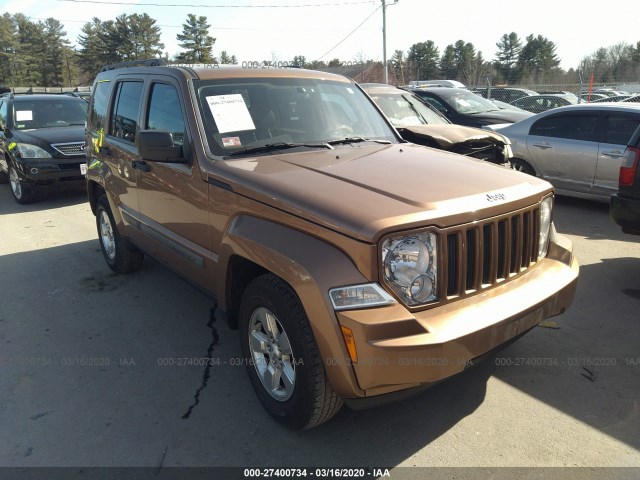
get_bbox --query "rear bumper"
[336,233,579,399]
[610,193,640,234]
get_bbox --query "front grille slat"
[440,203,541,303]
[52,142,85,156]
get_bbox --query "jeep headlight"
[16,143,51,159]
[538,197,553,259]
[382,232,438,306]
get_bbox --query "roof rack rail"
[101,58,167,72]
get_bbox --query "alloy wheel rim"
[248,307,296,401]
[99,211,116,260]
[9,168,21,199]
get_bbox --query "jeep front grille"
[52,142,85,156]
[442,204,540,300]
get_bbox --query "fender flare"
[217,214,370,398]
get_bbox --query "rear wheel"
[96,195,144,273]
[9,164,36,204]
[238,274,343,430]
[510,158,536,176]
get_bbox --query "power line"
[30,17,365,32]
[316,5,381,61]
[58,0,374,7]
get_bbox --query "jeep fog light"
[329,283,397,311]
[382,232,437,306]
[538,197,553,259]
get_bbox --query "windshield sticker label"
[206,94,255,134]
[222,136,242,148]
[16,110,33,121]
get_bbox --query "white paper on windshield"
[206,94,255,134]
[16,110,33,121]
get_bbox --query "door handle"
[601,150,623,158]
[132,160,150,172]
[532,143,552,149]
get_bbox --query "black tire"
[510,158,536,176]
[8,164,37,204]
[95,195,144,273]
[238,274,343,430]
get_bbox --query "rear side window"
[604,114,640,145]
[146,83,186,146]
[110,81,143,143]
[0,100,7,127]
[530,114,599,142]
[88,81,110,133]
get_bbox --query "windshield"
[440,90,500,115]
[194,77,397,157]
[368,91,449,127]
[12,99,88,130]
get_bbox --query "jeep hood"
[213,143,552,242]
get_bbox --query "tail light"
[619,146,640,187]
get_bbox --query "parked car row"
[401,81,640,234]
[361,83,512,166]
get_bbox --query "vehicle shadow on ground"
[3,236,637,468]
[0,183,87,215]
[490,256,640,452]
[552,195,631,241]
[0,240,491,468]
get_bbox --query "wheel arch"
[217,214,369,398]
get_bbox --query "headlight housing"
[15,143,52,159]
[382,232,438,307]
[538,196,553,259]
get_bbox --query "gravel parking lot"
[0,183,639,479]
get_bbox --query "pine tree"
[176,14,215,63]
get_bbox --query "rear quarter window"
[604,114,640,145]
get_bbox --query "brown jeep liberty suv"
[85,60,579,430]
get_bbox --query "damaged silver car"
[361,83,513,166]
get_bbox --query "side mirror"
[136,130,188,163]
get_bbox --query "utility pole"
[382,0,387,84]
[382,0,398,84]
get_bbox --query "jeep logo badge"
[486,193,506,202]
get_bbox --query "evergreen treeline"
[1,11,639,88]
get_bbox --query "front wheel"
[9,164,36,204]
[510,158,536,176]
[95,195,144,273]
[238,274,343,430]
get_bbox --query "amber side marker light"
[340,325,358,363]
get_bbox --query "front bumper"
[336,233,579,400]
[14,157,86,184]
[610,193,640,234]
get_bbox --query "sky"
[2,0,639,72]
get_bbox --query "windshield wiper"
[223,141,333,158]
[326,137,392,146]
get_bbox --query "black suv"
[0,93,88,203]
[610,125,640,234]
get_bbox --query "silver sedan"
[489,103,640,202]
